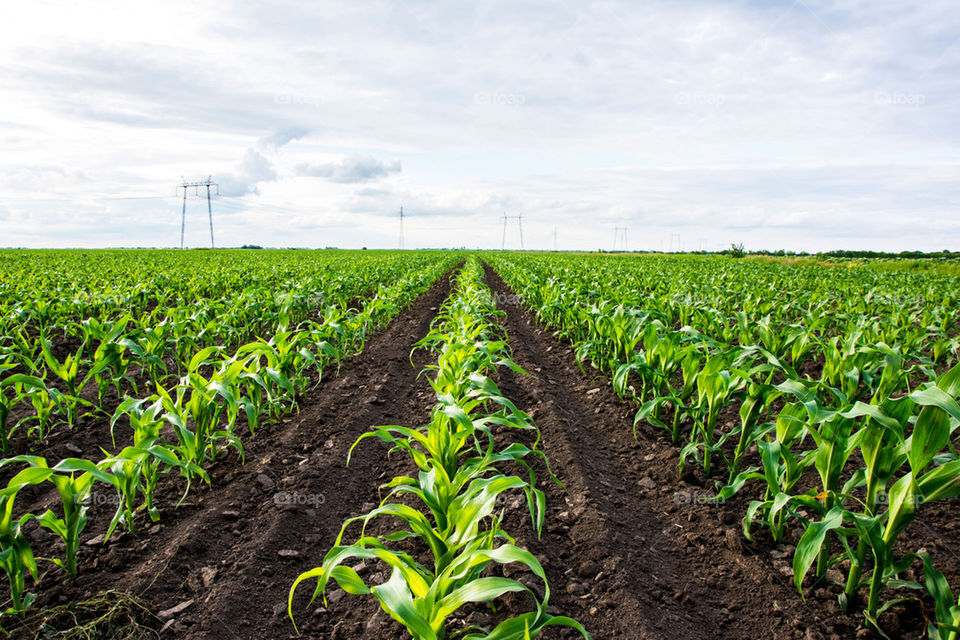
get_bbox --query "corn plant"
[292,257,585,638]
[0,373,46,453]
[734,403,815,543]
[79,314,135,403]
[291,536,588,640]
[0,481,39,614]
[0,456,119,578]
[793,364,960,624]
[98,441,201,536]
[680,355,743,476]
[920,552,960,640]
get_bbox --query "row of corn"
[288,257,589,639]
[0,258,453,621]
[1,251,452,454]
[488,252,960,637]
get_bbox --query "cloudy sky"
[0,1,957,251]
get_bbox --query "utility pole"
[501,214,524,250]
[206,181,215,248]
[180,180,187,250]
[398,205,405,249]
[177,176,219,249]
[614,226,629,252]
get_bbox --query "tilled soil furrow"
[485,268,710,638]
[483,263,848,640]
[176,276,451,640]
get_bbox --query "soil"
[5,263,955,640]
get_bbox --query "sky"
[0,0,957,252]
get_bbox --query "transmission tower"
[398,205,405,249]
[501,214,524,250]
[553,225,558,251]
[177,176,219,249]
[670,232,682,253]
[613,226,629,252]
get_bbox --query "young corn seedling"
[0,456,119,578]
[119,323,172,385]
[681,354,742,477]
[0,373,47,454]
[21,382,72,442]
[920,552,960,640]
[737,403,813,542]
[726,356,780,482]
[233,341,298,419]
[79,314,135,403]
[0,480,39,614]
[776,377,858,582]
[98,441,200,536]
[832,351,924,607]
[291,534,589,640]
[157,346,245,471]
[633,347,702,444]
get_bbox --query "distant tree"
[729,242,747,258]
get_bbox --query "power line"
[0,195,174,202]
[212,199,308,217]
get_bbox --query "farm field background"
[1,249,960,639]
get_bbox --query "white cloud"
[294,156,401,183]
[258,126,311,150]
[0,0,958,249]
[217,148,277,197]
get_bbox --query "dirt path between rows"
[7,274,451,640]
[483,263,860,640]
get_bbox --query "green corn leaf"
[909,405,950,473]
[793,507,843,596]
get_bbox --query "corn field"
[1,249,959,639]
